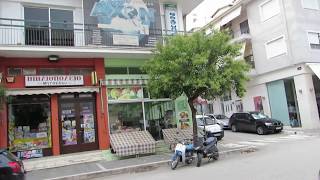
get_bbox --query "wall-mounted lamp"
[48,55,60,62]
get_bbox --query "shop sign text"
[25,75,84,87]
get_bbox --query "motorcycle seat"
[204,137,217,146]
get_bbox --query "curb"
[45,146,258,180]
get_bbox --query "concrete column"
[294,73,320,129]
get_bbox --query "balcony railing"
[0,18,184,48]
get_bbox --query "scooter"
[170,138,194,170]
[194,134,219,167]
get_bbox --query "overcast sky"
[186,0,233,31]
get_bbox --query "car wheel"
[256,126,265,135]
[231,124,238,132]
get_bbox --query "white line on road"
[96,163,107,171]
[238,141,267,146]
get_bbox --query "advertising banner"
[108,87,143,100]
[174,94,192,129]
[84,0,161,46]
[164,3,178,35]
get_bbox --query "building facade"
[0,0,203,158]
[202,0,320,129]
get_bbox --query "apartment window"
[307,32,320,49]
[301,0,320,10]
[240,20,250,34]
[24,7,74,46]
[265,36,287,59]
[259,0,280,21]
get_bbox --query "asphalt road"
[94,134,320,180]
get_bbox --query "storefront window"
[145,101,176,140]
[8,95,51,152]
[284,79,301,127]
[108,103,143,134]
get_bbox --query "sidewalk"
[26,143,257,180]
[282,126,320,135]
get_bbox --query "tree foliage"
[143,31,250,141]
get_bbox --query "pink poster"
[254,96,264,112]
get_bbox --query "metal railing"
[0,18,185,48]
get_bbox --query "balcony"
[0,18,184,50]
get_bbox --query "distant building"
[201,0,320,129]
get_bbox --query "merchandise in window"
[8,95,51,152]
[108,103,143,134]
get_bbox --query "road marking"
[238,141,267,146]
[249,139,278,143]
[96,163,107,171]
[220,143,248,148]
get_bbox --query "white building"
[202,0,320,129]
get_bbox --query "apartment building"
[0,0,202,158]
[202,0,320,129]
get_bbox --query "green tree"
[143,31,250,142]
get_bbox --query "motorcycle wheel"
[213,151,219,160]
[196,153,203,167]
[171,158,179,170]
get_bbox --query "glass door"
[59,94,98,154]
[80,102,96,144]
[61,103,78,146]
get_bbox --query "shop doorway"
[59,93,98,154]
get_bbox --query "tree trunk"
[188,99,198,145]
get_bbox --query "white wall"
[242,83,271,117]
[294,73,320,129]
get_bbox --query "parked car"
[207,114,230,129]
[196,115,224,140]
[0,149,25,180]
[229,112,283,135]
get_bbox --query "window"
[8,68,22,76]
[240,20,250,34]
[8,95,51,152]
[23,68,36,75]
[105,67,128,74]
[301,0,320,10]
[307,32,320,49]
[24,7,74,46]
[129,67,145,74]
[69,68,93,75]
[259,0,280,21]
[38,68,65,75]
[265,36,287,59]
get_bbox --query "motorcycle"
[170,138,194,170]
[194,136,219,167]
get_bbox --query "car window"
[251,112,268,120]
[236,113,245,119]
[221,115,228,119]
[197,117,215,126]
